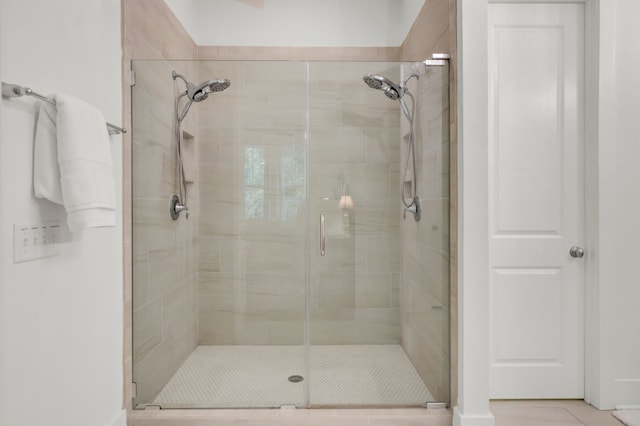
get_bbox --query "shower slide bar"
[1,82,126,135]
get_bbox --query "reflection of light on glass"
[244,144,305,221]
[335,172,354,232]
[335,171,354,209]
[280,145,305,221]
[338,195,354,209]
[244,146,265,219]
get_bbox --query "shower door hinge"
[424,53,451,67]
[130,70,136,87]
[425,402,448,409]
[432,53,451,60]
[143,405,162,410]
[131,382,137,399]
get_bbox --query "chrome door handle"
[569,246,584,258]
[320,214,325,256]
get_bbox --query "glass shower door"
[132,59,310,409]
[307,61,420,406]
[306,60,451,406]
[132,58,450,410]
[194,60,309,408]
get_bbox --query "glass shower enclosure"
[131,59,450,409]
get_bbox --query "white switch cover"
[14,220,61,263]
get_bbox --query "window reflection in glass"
[244,146,265,219]
[244,144,305,221]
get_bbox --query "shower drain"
[288,375,304,383]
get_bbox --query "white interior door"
[488,3,585,399]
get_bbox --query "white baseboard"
[453,406,496,426]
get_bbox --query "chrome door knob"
[569,246,584,258]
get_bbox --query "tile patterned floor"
[491,400,625,426]
[152,345,433,409]
[130,400,624,425]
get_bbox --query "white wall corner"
[456,0,494,424]
[583,0,604,410]
[109,410,127,426]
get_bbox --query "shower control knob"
[569,246,584,258]
[170,194,188,221]
[403,197,421,222]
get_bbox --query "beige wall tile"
[148,247,179,295]
[399,60,452,402]
[198,236,221,273]
[355,272,393,308]
[133,60,176,103]
[366,236,401,273]
[133,297,162,365]
[126,0,200,407]
[133,339,177,405]
[133,143,165,199]
[197,46,401,62]
[198,91,270,128]
[309,321,344,345]
[199,164,244,203]
[198,128,222,164]
[133,253,150,308]
[310,128,366,164]
[400,0,453,61]
[366,127,402,164]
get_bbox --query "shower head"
[173,71,231,122]
[363,73,415,120]
[363,74,404,100]
[188,79,231,102]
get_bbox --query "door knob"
[569,246,584,258]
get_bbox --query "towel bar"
[1,81,126,135]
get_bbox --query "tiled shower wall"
[308,63,403,344]
[196,61,403,345]
[131,59,200,405]
[196,61,307,345]
[123,0,200,409]
[400,64,451,402]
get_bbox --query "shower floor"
[151,344,434,408]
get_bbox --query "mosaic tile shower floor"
[152,345,433,408]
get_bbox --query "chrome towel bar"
[1,81,126,135]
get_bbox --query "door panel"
[488,3,585,399]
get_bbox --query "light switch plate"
[13,220,61,263]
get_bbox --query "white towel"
[34,101,64,204]
[33,93,116,231]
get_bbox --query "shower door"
[306,61,405,406]
[184,60,310,409]
[132,60,309,409]
[306,61,450,406]
[132,59,450,409]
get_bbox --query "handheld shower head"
[363,72,419,121]
[363,70,421,219]
[172,71,231,122]
[188,79,231,102]
[363,74,404,99]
